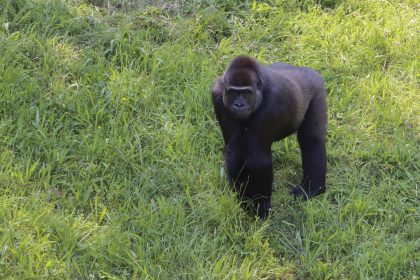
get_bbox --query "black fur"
[212,56,327,218]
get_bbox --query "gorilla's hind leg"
[292,97,327,199]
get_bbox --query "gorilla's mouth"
[231,109,251,119]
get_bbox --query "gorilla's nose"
[233,103,245,109]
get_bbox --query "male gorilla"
[212,56,327,218]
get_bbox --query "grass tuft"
[0,0,418,278]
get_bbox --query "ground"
[0,0,418,279]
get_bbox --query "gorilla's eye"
[226,89,237,95]
[227,87,253,96]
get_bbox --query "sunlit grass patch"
[0,0,418,278]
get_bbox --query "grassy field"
[0,0,419,279]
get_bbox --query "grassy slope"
[0,0,418,279]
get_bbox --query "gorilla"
[211,56,327,218]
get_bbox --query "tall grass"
[0,0,418,278]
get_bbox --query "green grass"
[0,0,418,278]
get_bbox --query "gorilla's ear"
[211,77,226,100]
[256,68,265,92]
[253,61,264,91]
[257,76,263,91]
[222,76,227,89]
